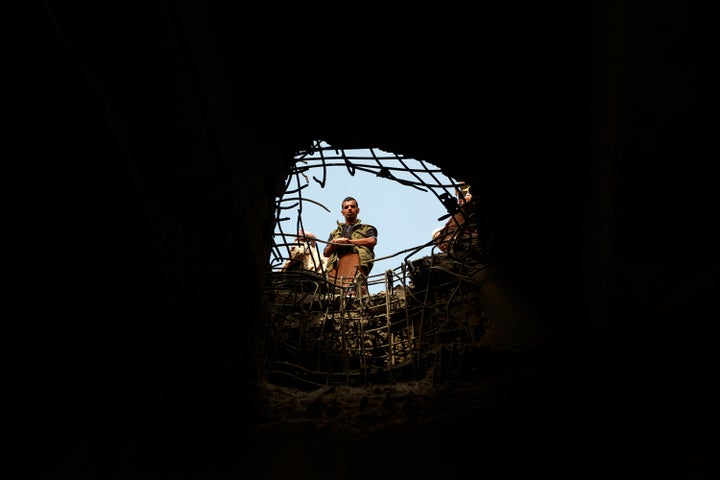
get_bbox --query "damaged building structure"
[20,1,718,478]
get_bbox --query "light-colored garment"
[281,240,328,274]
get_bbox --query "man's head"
[340,197,359,224]
[455,182,472,204]
[295,230,317,246]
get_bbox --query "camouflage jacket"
[325,220,377,274]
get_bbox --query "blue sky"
[272,142,461,293]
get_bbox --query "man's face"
[341,201,359,222]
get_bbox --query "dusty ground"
[255,375,497,437]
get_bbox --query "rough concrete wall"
[34,0,295,406]
[584,0,717,357]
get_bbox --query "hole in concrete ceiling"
[270,140,466,294]
[263,140,492,392]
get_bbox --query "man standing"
[324,196,378,292]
